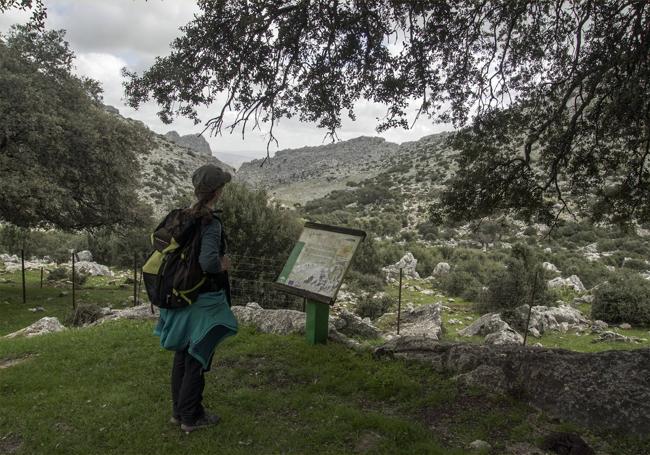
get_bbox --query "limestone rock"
[547,275,586,292]
[590,320,608,333]
[75,261,113,277]
[485,328,523,345]
[392,303,443,339]
[5,317,66,338]
[432,262,451,276]
[373,337,650,435]
[75,250,93,262]
[512,305,588,335]
[231,305,306,335]
[95,304,158,323]
[458,313,509,337]
[593,331,646,343]
[330,308,381,339]
[382,252,419,281]
[542,262,560,273]
[619,322,632,330]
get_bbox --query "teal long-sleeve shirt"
[198,218,224,274]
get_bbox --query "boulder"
[95,304,159,323]
[5,317,66,338]
[547,275,586,293]
[458,313,509,337]
[232,303,306,335]
[485,328,523,345]
[75,250,93,262]
[373,337,650,435]
[330,308,381,339]
[512,305,588,335]
[0,253,19,263]
[542,262,560,273]
[75,261,113,277]
[619,322,632,330]
[382,252,419,281]
[590,320,608,333]
[468,440,492,451]
[392,303,443,339]
[432,262,451,276]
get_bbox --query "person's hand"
[220,255,231,271]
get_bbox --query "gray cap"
[192,164,232,194]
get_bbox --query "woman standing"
[154,164,238,433]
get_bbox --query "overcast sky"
[0,0,451,161]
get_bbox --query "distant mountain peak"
[164,131,212,157]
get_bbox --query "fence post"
[40,267,44,289]
[21,249,26,304]
[397,267,403,335]
[133,253,137,306]
[522,270,540,346]
[71,251,76,310]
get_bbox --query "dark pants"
[171,348,205,425]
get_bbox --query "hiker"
[153,164,238,433]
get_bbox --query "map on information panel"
[275,223,366,304]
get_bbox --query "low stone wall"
[374,337,650,435]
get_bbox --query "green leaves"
[0,26,152,230]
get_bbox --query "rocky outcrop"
[383,252,419,281]
[432,262,451,276]
[391,303,444,339]
[374,337,650,435]
[5,317,66,338]
[75,261,113,277]
[547,275,586,292]
[458,313,510,337]
[164,130,212,156]
[330,308,381,339]
[511,305,589,337]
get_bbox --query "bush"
[356,294,395,320]
[478,244,550,313]
[345,271,385,293]
[65,303,104,327]
[592,273,650,325]
[438,270,482,301]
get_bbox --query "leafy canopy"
[0,25,152,230]
[123,1,649,224]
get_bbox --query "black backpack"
[142,209,206,309]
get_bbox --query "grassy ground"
[384,278,650,353]
[1,271,649,454]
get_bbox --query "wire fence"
[6,250,303,312]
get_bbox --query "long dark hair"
[187,187,218,224]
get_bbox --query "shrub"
[478,244,550,313]
[438,270,483,301]
[47,267,68,281]
[345,270,385,293]
[65,303,104,327]
[356,294,395,320]
[592,273,650,325]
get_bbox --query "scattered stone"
[447,318,461,325]
[94,304,158,324]
[432,262,451,276]
[590,320,608,333]
[468,440,492,451]
[447,298,454,303]
[5,317,66,338]
[593,331,646,344]
[619,323,632,330]
[27,307,45,313]
[582,243,599,254]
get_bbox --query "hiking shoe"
[180,412,221,433]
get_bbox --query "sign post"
[273,222,366,345]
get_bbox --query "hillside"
[105,109,234,218]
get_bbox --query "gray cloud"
[1,1,451,158]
